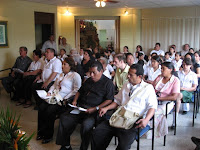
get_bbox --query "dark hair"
[155,43,161,47]
[46,48,55,55]
[195,51,200,57]
[151,52,157,57]
[33,50,42,58]
[95,53,101,59]
[165,52,170,55]
[124,46,129,50]
[126,53,133,58]
[137,60,144,66]
[176,52,181,56]
[189,48,194,52]
[130,64,144,76]
[114,53,126,63]
[185,52,195,65]
[183,58,193,66]
[161,62,177,76]
[136,45,143,51]
[20,46,28,52]
[60,49,66,53]
[169,46,175,55]
[64,57,76,72]
[152,55,162,64]
[84,49,93,59]
[138,52,144,58]
[91,61,103,72]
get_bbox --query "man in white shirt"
[32,48,62,110]
[150,43,165,56]
[92,64,157,150]
[41,35,57,54]
[180,44,190,58]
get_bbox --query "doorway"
[34,12,55,50]
[75,17,120,53]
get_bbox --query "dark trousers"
[2,73,23,100]
[22,75,36,102]
[92,120,137,150]
[56,111,97,150]
[38,101,63,139]
[32,81,54,106]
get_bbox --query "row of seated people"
[1,45,199,150]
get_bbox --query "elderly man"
[56,61,115,150]
[2,46,32,100]
[32,48,62,110]
[92,64,157,150]
[41,34,57,54]
[180,44,190,58]
[59,37,72,55]
[113,53,130,91]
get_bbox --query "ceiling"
[24,0,200,9]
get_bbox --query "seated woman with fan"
[37,57,82,144]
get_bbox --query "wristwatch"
[96,106,99,110]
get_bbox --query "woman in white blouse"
[16,50,42,107]
[37,57,82,144]
[144,55,162,84]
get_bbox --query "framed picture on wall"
[0,21,8,47]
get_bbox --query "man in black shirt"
[2,46,32,100]
[56,61,114,150]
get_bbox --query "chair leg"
[152,116,154,150]
[174,103,176,135]
[193,93,196,127]
[137,128,140,150]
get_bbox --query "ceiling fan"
[94,0,119,7]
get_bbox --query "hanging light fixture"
[64,7,72,16]
[95,0,106,7]
[124,10,128,15]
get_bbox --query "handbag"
[109,84,148,129]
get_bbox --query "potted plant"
[0,108,34,150]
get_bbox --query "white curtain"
[141,17,200,55]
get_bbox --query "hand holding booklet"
[68,103,87,112]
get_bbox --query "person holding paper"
[92,64,157,150]
[36,57,82,144]
[2,46,32,101]
[32,48,62,110]
[56,61,115,150]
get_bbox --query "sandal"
[23,101,32,108]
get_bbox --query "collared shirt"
[78,75,114,108]
[27,60,42,72]
[48,71,82,99]
[12,56,32,72]
[114,64,130,90]
[106,64,114,73]
[41,40,57,54]
[172,59,183,71]
[114,80,157,116]
[165,58,172,62]
[59,44,72,55]
[103,69,112,79]
[180,50,189,57]
[57,54,68,62]
[150,50,165,56]
[144,66,161,81]
[178,70,198,88]
[41,57,62,82]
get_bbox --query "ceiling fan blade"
[105,0,119,3]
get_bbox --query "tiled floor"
[0,89,199,150]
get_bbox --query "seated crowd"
[2,40,200,150]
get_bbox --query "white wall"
[141,6,200,55]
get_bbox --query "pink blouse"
[153,75,180,98]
